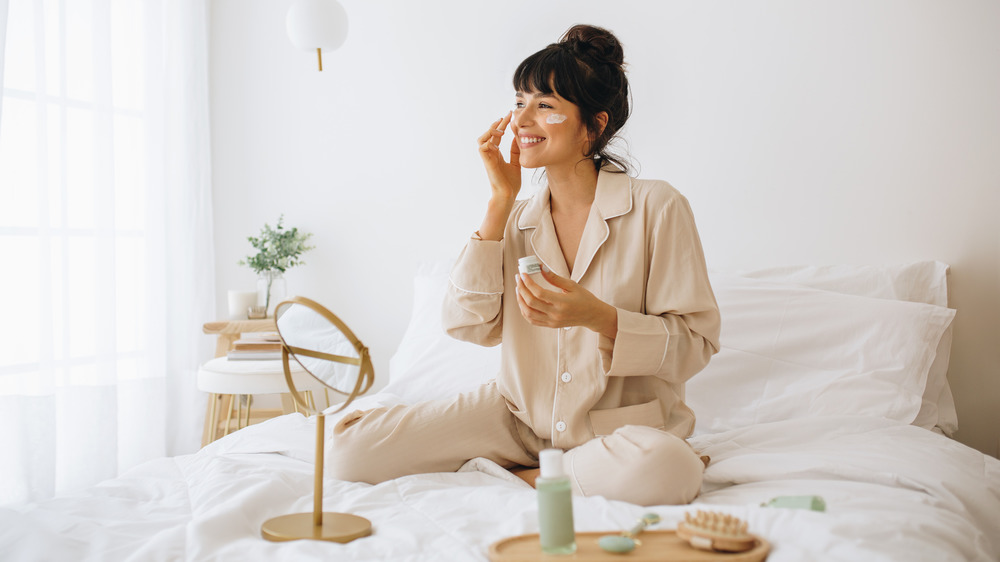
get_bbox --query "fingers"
[539,268,571,290]
[478,113,515,162]
[477,117,504,145]
[478,123,502,160]
[515,271,611,333]
[516,278,568,329]
[479,112,511,143]
[516,272,543,299]
[515,279,551,327]
[517,271,594,329]
[489,112,511,149]
[516,273,555,311]
[509,121,521,167]
[497,111,511,145]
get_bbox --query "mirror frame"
[274,296,374,415]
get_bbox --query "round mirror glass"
[263,297,375,544]
[274,298,373,412]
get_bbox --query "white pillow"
[733,261,956,435]
[386,260,957,435]
[686,273,955,436]
[735,261,949,307]
[383,260,500,403]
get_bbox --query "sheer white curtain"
[0,0,7,124]
[0,0,214,505]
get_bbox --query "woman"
[330,25,720,506]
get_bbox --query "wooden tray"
[488,530,770,561]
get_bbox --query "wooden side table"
[201,319,277,445]
[199,318,339,446]
[203,319,276,358]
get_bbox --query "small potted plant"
[239,215,315,316]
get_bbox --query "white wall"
[209,1,1000,456]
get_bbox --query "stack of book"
[227,332,283,361]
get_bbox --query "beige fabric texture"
[443,168,720,448]
[330,168,719,506]
[330,382,704,506]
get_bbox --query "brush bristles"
[677,510,756,553]
[683,511,750,538]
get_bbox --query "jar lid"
[518,255,542,273]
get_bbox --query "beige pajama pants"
[329,382,704,506]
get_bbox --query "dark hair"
[512,24,632,173]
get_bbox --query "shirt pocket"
[588,398,665,437]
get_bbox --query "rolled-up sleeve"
[441,238,506,347]
[599,194,721,383]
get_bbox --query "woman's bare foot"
[510,467,541,488]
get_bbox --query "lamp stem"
[317,48,323,72]
[314,413,325,526]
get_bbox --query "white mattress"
[2,392,998,561]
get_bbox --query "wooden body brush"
[676,510,756,553]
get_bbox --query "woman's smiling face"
[512,89,590,170]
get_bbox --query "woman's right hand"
[477,111,521,201]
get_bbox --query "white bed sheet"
[3,392,998,562]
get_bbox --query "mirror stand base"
[261,512,372,543]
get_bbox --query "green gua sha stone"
[598,535,636,553]
[598,512,661,554]
[762,495,826,511]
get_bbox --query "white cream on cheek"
[546,113,568,124]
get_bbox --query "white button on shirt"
[561,372,572,383]
[555,421,567,432]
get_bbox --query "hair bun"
[560,24,625,67]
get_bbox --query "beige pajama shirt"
[331,167,721,506]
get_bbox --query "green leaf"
[239,214,315,274]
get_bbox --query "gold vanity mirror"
[261,296,375,543]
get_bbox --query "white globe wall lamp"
[286,0,349,71]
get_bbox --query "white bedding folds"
[2,396,998,561]
[3,261,999,561]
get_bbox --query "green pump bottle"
[536,449,576,555]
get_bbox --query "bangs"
[512,48,582,104]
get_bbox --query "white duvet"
[3,392,999,562]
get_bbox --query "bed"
[2,260,998,561]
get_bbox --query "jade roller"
[598,512,661,554]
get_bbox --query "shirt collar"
[516,164,633,231]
